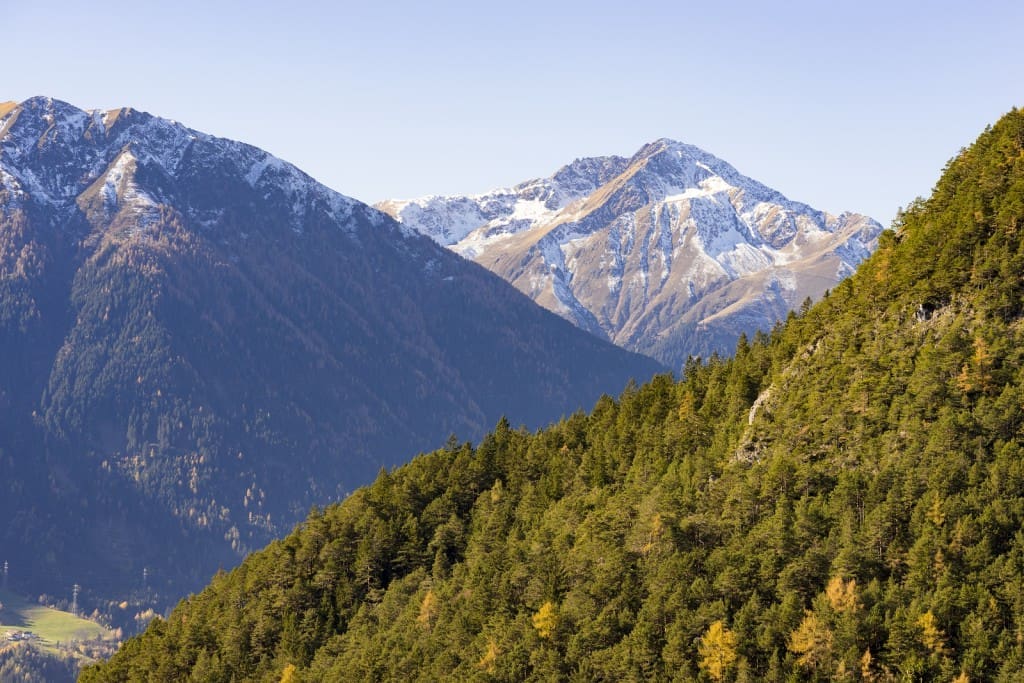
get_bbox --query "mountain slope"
[87,108,1024,681]
[0,97,662,604]
[379,141,883,369]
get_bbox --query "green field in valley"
[0,588,115,656]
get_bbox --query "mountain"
[378,141,883,369]
[0,97,662,606]
[87,108,1024,682]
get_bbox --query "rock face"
[0,97,662,600]
[380,139,883,369]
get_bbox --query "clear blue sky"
[4,0,1022,225]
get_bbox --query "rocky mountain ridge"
[380,139,883,368]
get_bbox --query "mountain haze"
[379,141,882,368]
[0,97,661,601]
[89,109,1024,681]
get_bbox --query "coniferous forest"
[82,111,1024,681]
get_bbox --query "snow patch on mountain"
[0,166,26,204]
[377,155,630,248]
[101,149,161,230]
[663,175,733,203]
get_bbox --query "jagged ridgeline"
[84,109,1024,681]
[379,141,883,371]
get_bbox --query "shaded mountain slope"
[0,97,661,603]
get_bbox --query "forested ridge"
[84,109,1024,681]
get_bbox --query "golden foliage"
[641,512,667,556]
[917,610,946,654]
[957,336,994,394]
[860,649,874,681]
[417,589,439,629]
[697,620,738,681]
[532,601,557,640]
[478,638,500,673]
[280,663,297,683]
[825,576,859,613]
[926,495,946,527]
[789,611,833,670]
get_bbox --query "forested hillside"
[84,109,1024,681]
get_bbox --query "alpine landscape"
[379,140,883,368]
[85,107,1024,682]
[2,2,1022,681]
[0,97,661,677]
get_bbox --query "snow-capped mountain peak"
[378,139,883,368]
[0,97,370,236]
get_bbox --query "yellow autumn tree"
[917,610,946,655]
[532,601,558,640]
[789,611,834,671]
[417,588,439,629]
[825,576,858,613]
[478,638,500,673]
[641,512,667,555]
[860,649,875,682]
[957,336,993,393]
[697,620,738,681]
[279,663,297,683]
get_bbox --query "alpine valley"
[379,141,883,369]
[0,97,662,617]
[87,109,1024,682]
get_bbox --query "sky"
[3,0,1022,226]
